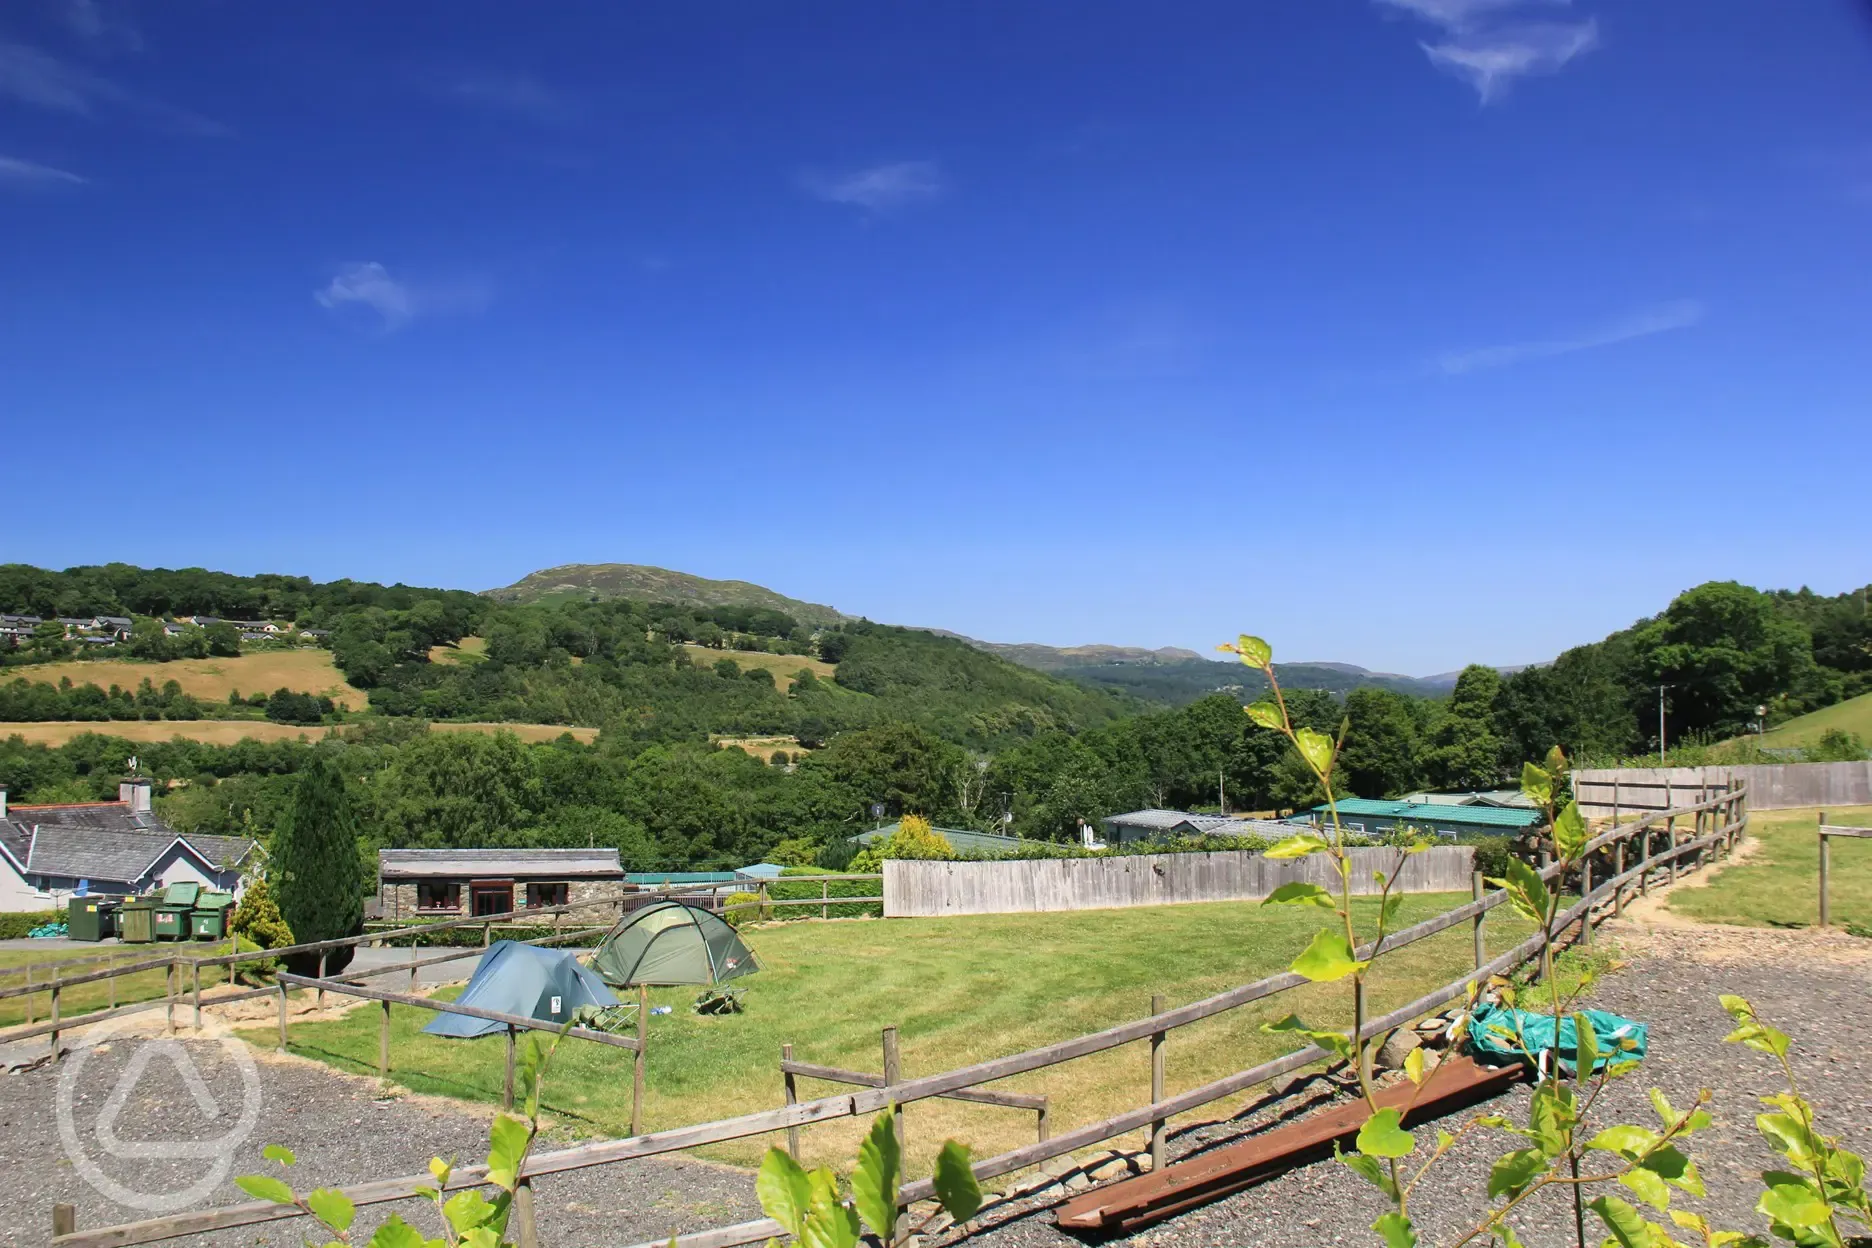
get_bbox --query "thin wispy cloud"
[1374,0,1597,102]
[0,153,85,187]
[313,262,491,333]
[1437,300,1705,375]
[0,39,225,135]
[59,0,143,53]
[802,160,944,212]
[439,71,576,125]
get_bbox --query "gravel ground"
[944,919,1872,1248]
[3,1021,757,1247]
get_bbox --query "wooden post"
[378,998,391,1080]
[1354,978,1369,1082]
[1819,811,1831,928]
[276,981,288,1051]
[1470,872,1485,969]
[165,960,176,1034]
[632,984,648,1136]
[409,959,419,995]
[483,922,491,948]
[108,960,116,1009]
[1613,839,1626,917]
[192,961,203,1029]
[53,1203,75,1239]
[882,1025,904,1160]
[759,879,770,920]
[512,1180,541,1248]
[1667,815,1679,886]
[1037,1097,1051,1144]
[48,982,60,1060]
[1611,779,1621,831]
[1149,994,1167,1171]
[782,1043,801,1160]
[504,1025,518,1109]
[821,879,829,921]
[316,950,327,1008]
[1580,855,1594,945]
[24,964,33,1025]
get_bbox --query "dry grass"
[680,646,836,692]
[14,651,368,710]
[710,735,805,760]
[428,636,489,665]
[431,722,598,744]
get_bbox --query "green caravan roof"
[592,901,760,988]
[626,871,740,886]
[1309,798,1543,830]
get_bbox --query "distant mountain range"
[486,563,1524,704]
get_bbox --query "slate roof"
[3,801,258,885]
[379,848,624,879]
[1100,809,1246,835]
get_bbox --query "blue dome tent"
[423,940,621,1039]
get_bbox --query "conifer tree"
[271,751,364,975]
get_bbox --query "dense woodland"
[0,563,1866,870]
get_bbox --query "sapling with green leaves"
[753,1107,982,1247]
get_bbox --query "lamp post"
[1756,704,1768,752]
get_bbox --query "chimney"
[119,777,152,814]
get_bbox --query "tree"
[29,619,69,659]
[1339,687,1421,798]
[271,751,365,975]
[205,623,242,657]
[1631,581,1820,741]
[1423,665,1506,790]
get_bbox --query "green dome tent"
[592,900,760,988]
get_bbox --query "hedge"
[362,921,608,948]
[0,910,65,940]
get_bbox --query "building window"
[416,880,460,911]
[526,882,569,909]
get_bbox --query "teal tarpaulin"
[1466,1003,1648,1075]
[423,940,620,1038]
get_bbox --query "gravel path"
[944,919,1872,1248]
[4,1021,757,1248]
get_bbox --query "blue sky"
[3,1,1869,674]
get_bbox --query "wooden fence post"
[483,922,491,949]
[24,964,33,1025]
[1667,814,1679,886]
[512,1180,541,1248]
[276,981,288,1051]
[1470,872,1485,969]
[316,950,327,1008]
[1611,779,1621,831]
[192,961,203,1029]
[504,1025,518,1109]
[1037,1097,1051,1145]
[48,982,60,1060]
[108,961,116,1010]
[632,984,648,1136]
[165,961,176,1034]
[53,1203,75,1239]
[782,1043,801,1160]
[1149,994,1167,1171]
[1613,838,1626,917]
[882,1025,903,1159]
[821,879,829,921]
[378,999,391,1080]
[1354,978,1369,1081]
[1580,854,1594,945]
[1819,811,1830,929]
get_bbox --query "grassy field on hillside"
[1761,692,1872,749]
[680,646,836,692]
[1667,804,1872,930]
[711,734,804,760]
[0,719,596,747]
[428,636,489,665]
[258,895,1534,1174]
[12,651,367,710]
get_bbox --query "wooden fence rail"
[1817,813,1872,927]
[46,794,1744,1248]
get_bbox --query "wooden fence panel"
[1576,762,1872,814]
[884,845,1476,918]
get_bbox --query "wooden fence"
[884,845,1477,918]
[43,786,1749,1248]
[1576,761,1871,814]
[1817,813,1872,928]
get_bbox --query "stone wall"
[376,877,627,924]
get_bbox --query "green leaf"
[1589,1195,1655,1248]
[1372,1211,1418,1248]
[932,1140,983,1225]
[849,1109,901,1240]
[755,1147,814,1240]
[1493,856,1552,924]
[442,1190,499,1236]
[262,1144,296,1167]
[305,1189,355,1234]
[517,1033,549,1120]
[1356,1108,1416,1159]
[1573,1011,1600,1081]
[1519,762,1552,806]
[1553,801,1587,863]
[234,1175,296,1205]
[1262,882,1337,910]
[1641,1145,1704,1196]
[1488,1148,1547,1200]
[427,1157,451,1188]
[485,1113,531,1192]
[1404,1046,1427,1086]
[1720,996,1792,1059]
[1380,893,1404,929]
[803,1167,860,1248]
[1262,1014,1354,1062]
[1290,928,1366,983]
[1339,1148,1398,1199]
[1757,1177,1831,1230]
[1264,833,1330,860]
[1233,635,1273,668]
[363,1214,429,1248]
[1620,1165,1671,1211]
[1295,728,1335,777]
[1245,701,1283,731]
[1586,1124,1661,1155]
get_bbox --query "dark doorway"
[470,880,513,917]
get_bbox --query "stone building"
[375,848,629,924]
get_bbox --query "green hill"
[485,563,847,630]
[1761,691,1872,749]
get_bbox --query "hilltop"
[484,563,847,630]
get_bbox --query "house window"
[416,880,460,912]
[471,881,514,917]
[526,882,569,909]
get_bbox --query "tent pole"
[632,983,648,1136]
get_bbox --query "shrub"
[0,909,64,940]
[721,891,770,927]
[763,872,883,920]
[1806,728,1869,763]
[230,877,294,951]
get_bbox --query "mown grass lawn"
[1759,691,1872,750]
[0,944,224,1028]
[1666,804,1872,930]
[256,895,1534,1174]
